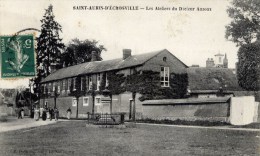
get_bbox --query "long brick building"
[40,49,188,119]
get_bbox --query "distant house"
[187,67,243,98]
[0,92,4,105]
[40,49,188,119]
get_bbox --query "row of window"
[44,97,102,107]
[43,66,170,94]
[72,97,101,106]
[43,73,106,93]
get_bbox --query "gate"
[87,112,125,126]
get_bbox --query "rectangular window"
[97,73,101,91]
[160,67,169,87]
[60,81,63,91]
[83,97,89,106]
[53,82,55,92]
[73,77,76,90]
[72,98,77,107]
[85,76,89,91]
[105,73,109,87]
[81,77,84,91]
[67,79,71,91]
[63,80,66,91]
[48,83,51,93]
[95,97,101,105]
[89,76,92,90]
[57,82,60,93]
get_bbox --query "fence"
[87,112,125,125]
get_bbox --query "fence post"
[105,113,107,128]
[120,113,125,124]
[87,112,89,125]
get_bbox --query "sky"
[0,0,238,89]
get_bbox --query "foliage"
[33,5,65,94]
[170,73,188,99]
[137,72,188,101]
[61,38,106,67]
[15,90,38,108]
[226,0,260,46]
[237,41,260,91]
[106,71,126,95]
[69,77,84,98]
[108,70,188,101]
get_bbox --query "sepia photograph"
[0,0,260,155]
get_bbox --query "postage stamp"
[0,34,35,78]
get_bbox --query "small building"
[187,67,243,98]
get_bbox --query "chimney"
[91,51,98,62]
[50,63,58,73]
[123,49,131,60]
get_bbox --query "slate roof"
[187,67,243,92]
[142,97,230,105]
[41,49,172,83]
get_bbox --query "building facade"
[39,49,188,119]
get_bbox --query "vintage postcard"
[0,0,259,155]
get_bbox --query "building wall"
[140,50,187,74]
[142,102,229,122]
[41,96,95,118]
[230,96,257,125]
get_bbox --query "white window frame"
[96,73,101,91]
[67,79,70,91]
[43,84,46,93]
[81,77,84,91]
[73,77,76,91]
[83,97,89,106]
[72,98,77,107]
[57,85,60,93]
[89,76,92,90]
[48,83,51,93]
[53,82,55,92]
[105,73,109,87]
[95,97,101,105]
[63,80,66,91]
[161,67,170,87]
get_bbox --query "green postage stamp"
[0,34,36,78]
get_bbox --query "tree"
[226,0,260,46]
[226,0,260,92]
[237,42,260,91]
[61,38,106,67]
[33,5,65,94]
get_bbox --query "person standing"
[54,107,59,121]
[49,108,54,121]
[21,107,24,119]
[17,108,22,119]
[42,108,47,121]
[66,107,72,120]
[34,106,40,121]
[46,107,50,119]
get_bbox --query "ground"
[0,120,260,156]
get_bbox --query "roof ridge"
[41,49,167,83]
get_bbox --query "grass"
[135,118,230,126]
[0,121,259,156]
[232,123,260,129]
